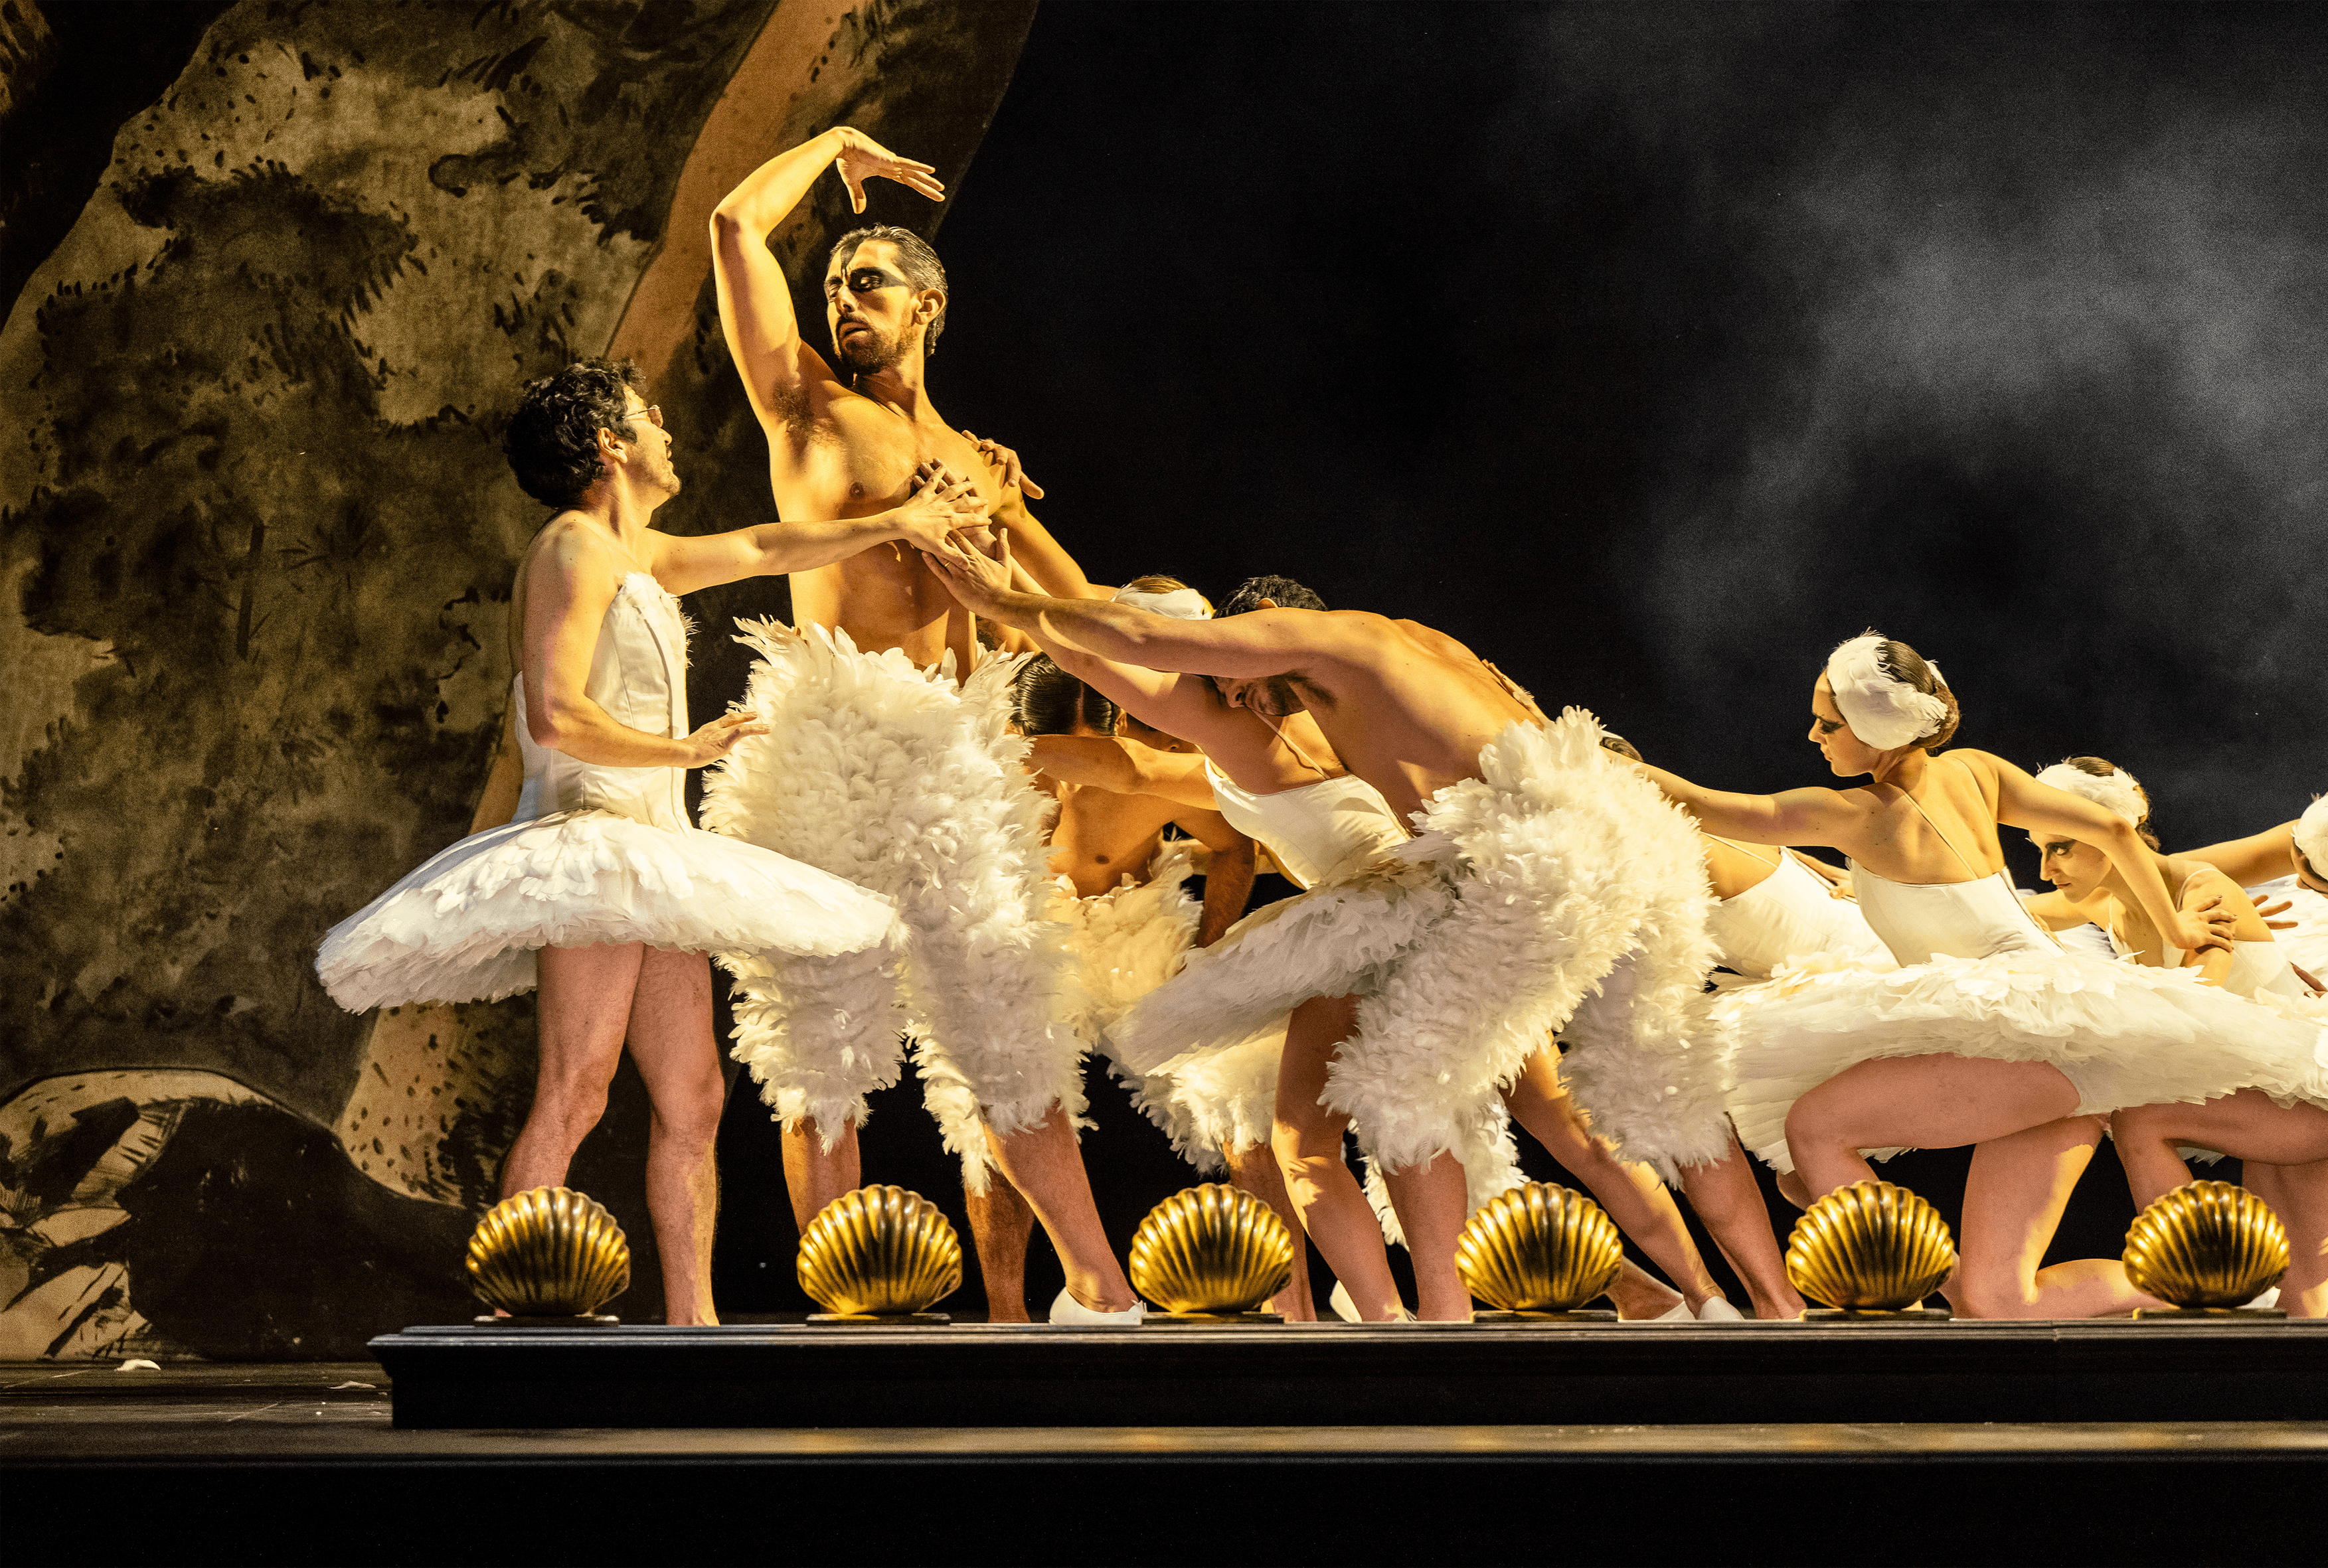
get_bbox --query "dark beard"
[835,326,906,376]
[1250,677,1302,718]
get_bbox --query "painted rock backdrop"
[0,0,1037,1356]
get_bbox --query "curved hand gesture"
[680,710,770,767]
[832,127,945,214]
[893,461,991,555]
[961,428,1044,499]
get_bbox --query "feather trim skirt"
[1323,712,1726,1181]
[315,809,898,1013]
[701,625,1084,1181]
[1720,947,2328,1173]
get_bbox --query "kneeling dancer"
[926,538,1725,1321]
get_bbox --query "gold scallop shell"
[1454,1183,1624,1313]
[796,1185,963,1318]
[465,1186,631,1318]
[2123,1181,2289,1309]
[1129,1184,1295,1315]
[1784,1178,1956,1311]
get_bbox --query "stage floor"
[8,1360,2327,1566]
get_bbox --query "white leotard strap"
[1708,834,1784,871]
[1256,713,1332,782]
[1892,759,1987,882]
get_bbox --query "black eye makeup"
[825,268,906,297]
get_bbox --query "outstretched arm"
[926,531,1349,679]
[1025,736,1219,811]
[1635,764,1869,854]
[2179,821,2299,889]
[650,465,988,595]
[710,127,943,421]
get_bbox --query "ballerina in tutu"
[1637,633,2323,1318]
[2032,777,2328,1317]
[948,645,1259,1319]
[317,360,977,1322]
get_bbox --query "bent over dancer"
[697,125,1141,1321]
[928,537,1724,1322]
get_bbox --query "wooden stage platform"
[10,1330,2327,1566]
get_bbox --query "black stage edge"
[373,1317,2328,1429]
[12,1363,2326,1566]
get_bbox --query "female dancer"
[317,362,946,1321]
[1031,574,1739,1322]
[2029,761,2328,1316]
[1637,631,2319,1317]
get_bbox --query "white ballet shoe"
[1695,1296,1746,1322]
[1645,1298,1695,1323]
[2248,1287,2280,1311]
[1047,1287,1145,1326]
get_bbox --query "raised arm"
[521,526,766,769]
[649,464,988,595]
[710,127,943,421]
[1985,752,2220,955]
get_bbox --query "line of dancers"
[316,125,2328,1325]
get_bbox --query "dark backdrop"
[712,1,2326,1316]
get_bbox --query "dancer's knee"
[1784,1093,1851,1160]
[527,1077,612,1143]
[649,1071,726,1152]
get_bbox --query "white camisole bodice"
[2103,923,2307,1002]
[1848,863,2060,966]
[1202,759,1410,889]
[512,572,690,830]
[1706,850,1890,979]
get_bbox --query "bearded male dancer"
[699,126,1139,1320]
[928,539,1722,1321]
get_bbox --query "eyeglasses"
[622,404,663,430]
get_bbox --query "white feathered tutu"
[701,623,1084,1181]
[315,810,898,1012]
[1118,709,1728,1188]
[1721,945,2328,1173]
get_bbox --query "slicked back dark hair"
[1013,655,1119,736]
[1218,574,1326,617]
[829,224,949,356]
[505,358,639,509]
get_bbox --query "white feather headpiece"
[1113,586,1211,621]
[1825,634,1950,751]
[2297,794,2328,874]
[2033,761,2147,825]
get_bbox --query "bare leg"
[780,1117,861,1233]
[987,1104,1136,1312]
[1273,994,1405,1320]
[1775,1168,1813,1210]
[1944,1115,2156,1319]
[1606,1259,1685,1318]
[1503,1046,1722,1309]
[1786,1054,2081,1199]
[1382,1152,1473,1320]
[508,943,726,1326]
[1225,1140,1317,1320]
[2251,1159,2328,1318]
[619,949,730,1326]
[963,1164,1037,1322]
[1677,1132,1807,1318]
[2113,1093,2328,1207]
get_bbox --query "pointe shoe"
[1047,1287,1145,1327]
[1695,1296,1746,1322]
[2249,1287,2280,1311]
[1328,1282,1363,1323]
[1645,1299,1695,1322]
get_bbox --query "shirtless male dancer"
[705,127,1139,1318]
[924,538,1701,1321]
